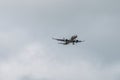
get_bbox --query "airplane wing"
[52,38,65,42]
[75,40,85,43]
[58,42,69,45]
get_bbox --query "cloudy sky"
[0,0,120,80]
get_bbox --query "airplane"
[52,35,85,45]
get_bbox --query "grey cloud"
[0,0,120,80]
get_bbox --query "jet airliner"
[52,35,85,45]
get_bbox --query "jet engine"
[65,39,68,42]
[75,40,83,43]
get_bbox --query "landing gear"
[72,42,75,45]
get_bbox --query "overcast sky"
[0,0,120,80]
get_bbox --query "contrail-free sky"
[0,0,120,80]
